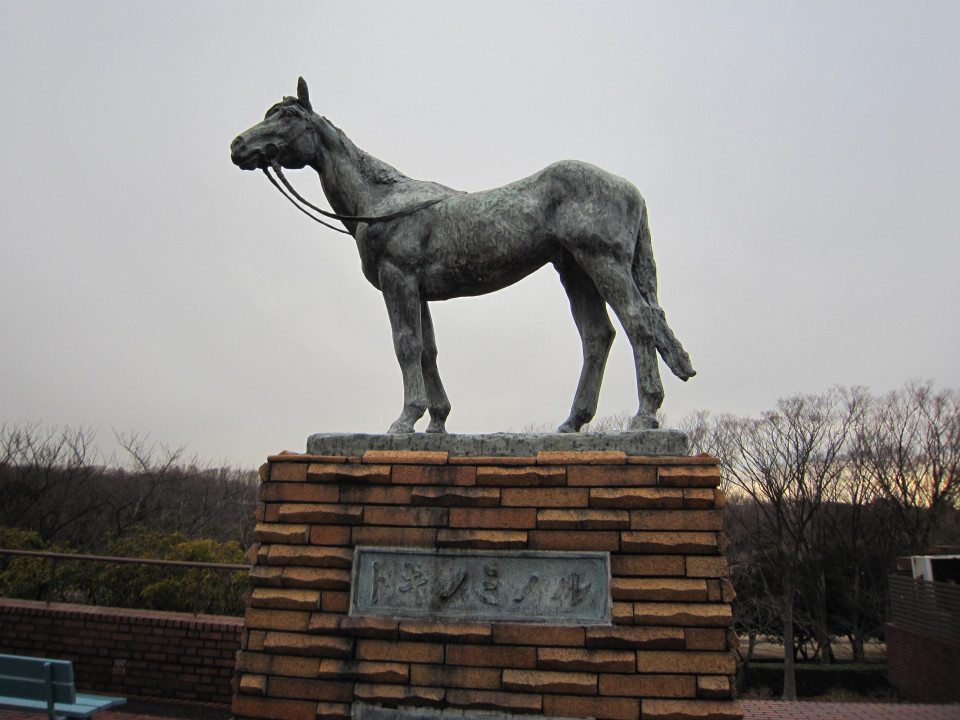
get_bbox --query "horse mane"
[269,97,408,187]
[322,117,408,186]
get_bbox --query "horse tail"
[632,197,659,306]
[632,197,697,381]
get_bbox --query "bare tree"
[0,423,106,545]
[0,424,258,553]
[718,389,863,700]
[103,431,259,544]
[678,410,735,495]
[811,409,897,663]
[856,381,960,554]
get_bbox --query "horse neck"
[309,116,407,217]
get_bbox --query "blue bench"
[0,654,125,720]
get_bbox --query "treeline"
[0,426,259,550]
[0,425,258,614]
[679,381,959,699]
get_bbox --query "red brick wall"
[0,597,241,703]
[886,622,960,702]
[233,450,742,720]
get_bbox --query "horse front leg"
[420,302,451,433]
[381,265,428,434]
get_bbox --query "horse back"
[359,160,643,300]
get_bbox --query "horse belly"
[418,188,558,300]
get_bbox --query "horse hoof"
[426,422,448,434]
[557,421,580,433]
[629,414,659,431]
[387,420,415,434]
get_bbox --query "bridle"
[262,164,349,234]
[260,113,457,235]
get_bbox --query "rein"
[263,163,455,235]
[263,165,350,234]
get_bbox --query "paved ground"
[3,698,959,720]
[742,700,960,719]
[0,697,230,720]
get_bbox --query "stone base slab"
[306,431,689,459]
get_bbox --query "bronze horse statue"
[231,78,695,434]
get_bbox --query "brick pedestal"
[233,445,742,720]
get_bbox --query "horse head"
[231,78,318,171]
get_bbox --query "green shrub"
[0,525,248,615]
[0,527,78,600]
[94,529,248,615]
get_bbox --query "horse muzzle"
[230,134,272,170]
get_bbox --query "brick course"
[886,622,960,702]
[0,598,240,703]
[234,452,741,720]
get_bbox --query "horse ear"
[297,77,313,112]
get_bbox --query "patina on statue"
[230,78,695,435]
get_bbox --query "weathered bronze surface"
[232,79,695,435]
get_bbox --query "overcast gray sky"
[1,1,957,467]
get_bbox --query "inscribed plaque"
[350,547,611,624]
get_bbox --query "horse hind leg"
[420,302,451,433]
[555,258,616,433]
[572,251,664,431]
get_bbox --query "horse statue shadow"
[231,78,695,435]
